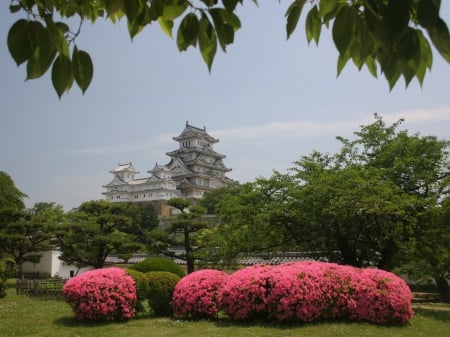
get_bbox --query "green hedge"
[129,257,185,278]
[126,269,150,312]
[146,271,180,316]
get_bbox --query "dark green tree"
[199,180,297,267]
[53,200,142,269]
[150,198,209,273]
[200,115,449,271]
[5,1,450,97]
[0,171,27,210]
[402,198,450,302]
[0,203,63,278]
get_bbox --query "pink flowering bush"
[172,269,228,319]
[221,262,413,324]
[63,267,137,321]
[220,265,276,320]
[263,262,355,322]
[347,268,414,324]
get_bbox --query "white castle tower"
[102,122,233,214]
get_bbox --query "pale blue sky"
[1,2,450,210]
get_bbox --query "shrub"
[172,269,228,319]
[220,265,275,321]
[126,269,150,313]
[129,257,185,278]
[220,262,413,324]
[146,271,180,316]
[62,267,137,321]
[0,258,16,298]
[347,268,414,324]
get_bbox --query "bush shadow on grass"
[212,318,410,330]
[413,305,450,322]
[54,316,132,328]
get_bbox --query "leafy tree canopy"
[0,202,63,278]
[150,198,209,273]
[0,171,27,210]
[201,114,449,270]
[53,200,143,269]
[6,0,450,97]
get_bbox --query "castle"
[102,122,234,216]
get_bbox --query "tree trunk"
[184,228,195,274]
[336,234,360,267]
[435,275,450,303]
[377,239,398,271]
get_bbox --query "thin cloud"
[66,132,173,156]
[66,106,449,157]
[212,106,450,143]
[384,105,450,124]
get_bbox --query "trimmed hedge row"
[128,257,185,278]
[173,261,414,324]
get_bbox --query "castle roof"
[173,122,219,143]
[110,162,139,174]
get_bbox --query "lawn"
[1,281,449,337]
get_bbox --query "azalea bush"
[347,268,414,324]
[221,262,413,324]
[172,269,228,319]
[63,267,137,321]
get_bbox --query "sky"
[1,2,450,211]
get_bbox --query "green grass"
[1,280,449,337]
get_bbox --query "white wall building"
[21,250,93,278]
[102,123,234,212]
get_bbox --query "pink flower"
[219,261,413,324]
[63,267,137,321]
[172,269,228,319]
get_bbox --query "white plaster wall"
[21,250,93,278]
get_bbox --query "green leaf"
[124,0,144,23]
[428,18,450,63]
[332,6,355,56]
[209,8,240,52]
[177,13,199,51]
[385,0,411,46]
[26,23,57,80]
[51,55,74,98]
[397,28,419,62]
[305,5,321,45]
[9,4,22,13]
[318,0,338,19]
[149,0,163,21]
[400,59,417,88]
[365,57,378,77]
[417,0,440,29]
[353,14,375,64]
[198,14,217,71]
[200,0,217,6]
[161,0,188,20]
[72,47,93,94]
[337,52,350,76]
[158,17,174,38]
[223,0,239,12]
[7,19,34,66]
[48,21,70,58]
[127,5,151,40]
[107,0,125,22]
[285,0,306,39]
[413,31,433,85]
[380,55,402,90]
